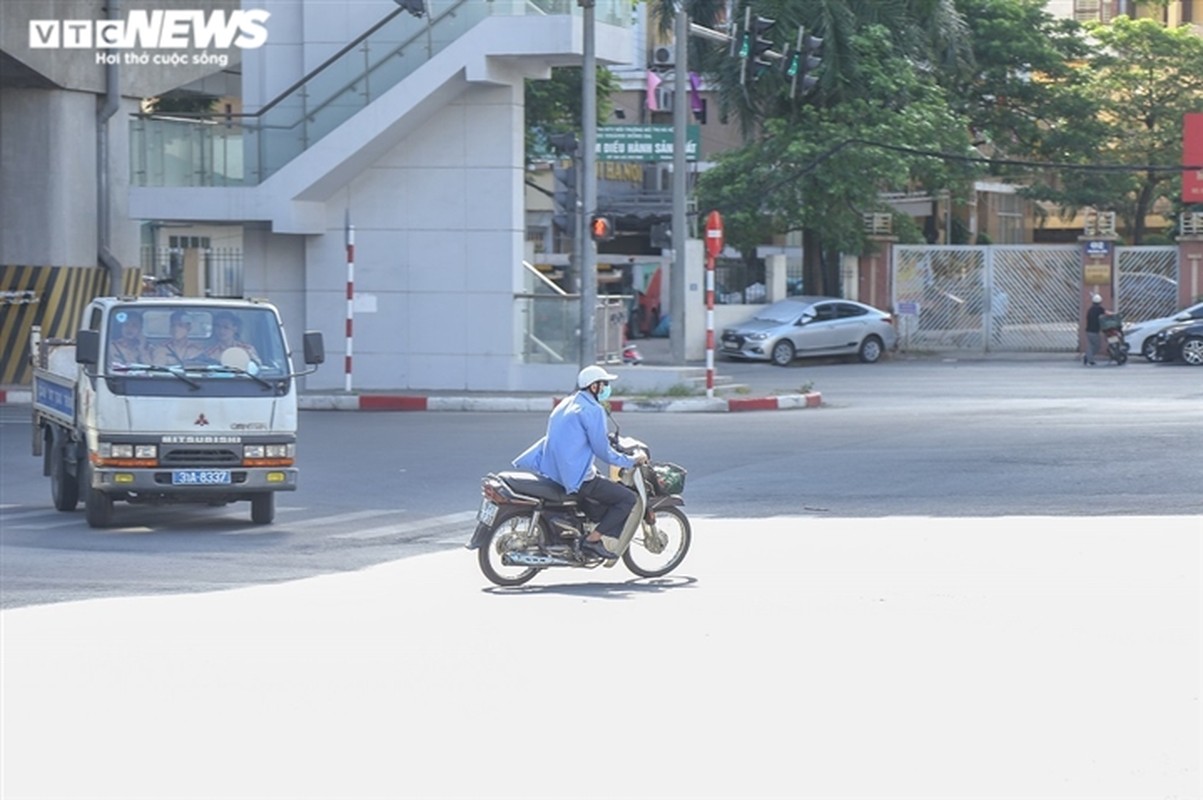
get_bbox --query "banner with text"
[596,125,700,162]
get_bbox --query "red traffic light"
[590,215,615,242]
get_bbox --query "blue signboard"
[35,378,74,418]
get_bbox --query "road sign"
[705,210,724,258]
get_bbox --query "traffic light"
[589,215,615,242]
[751,17,776,67]
[738,14,776,84]
[787,27,823,98]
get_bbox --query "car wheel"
[1141,337,1163,362]
[858,335,884,363]
[1179,336,1203,366]
[770,340,795,366]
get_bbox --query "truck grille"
[160,447,241,466]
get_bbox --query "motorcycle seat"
[496,471,578,504]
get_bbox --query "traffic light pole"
[580,2,598,370]
[670,3,688,365]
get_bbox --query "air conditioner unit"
[655,86,674,112]
[652,43,674,67]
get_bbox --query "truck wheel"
[82,463,114,528]
[50,441,79,511]
[251,493,275,525]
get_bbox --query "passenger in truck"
[204,311,260,363]
[107,311,149,366]
[151,311,204,366]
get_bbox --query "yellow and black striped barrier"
[0,265,141,386]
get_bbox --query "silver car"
[720,297,897,365]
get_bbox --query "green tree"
[1032,16,1203,243]
[699,25,979,292]
[525,66,617,164]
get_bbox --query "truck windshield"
[106,306,289,380]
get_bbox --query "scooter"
[1100,312,1128,365]
[466,433,690,587]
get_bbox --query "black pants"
[578,476,636,538]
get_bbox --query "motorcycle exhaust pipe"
[502,552,577,568]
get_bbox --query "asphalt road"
[1,355,1200,610]
[2,356,1200,800]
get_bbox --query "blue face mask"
[597,384,612,402]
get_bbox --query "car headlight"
[747,332,769,340]
[101,443,133,459]
[244,444,294,459]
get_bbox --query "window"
[810,304,837,322]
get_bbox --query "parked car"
[1150,319,1203,366]
[1123,301,1203,361]
[720,297,897,366]
[1119,272,1178,322]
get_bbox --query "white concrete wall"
[0,88,141,270]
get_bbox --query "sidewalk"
[0,336,822,414]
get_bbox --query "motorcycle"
[466,432,690,587]
[1100,312,1128,365]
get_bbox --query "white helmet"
[1091,294,1102,303]
[577,364,618,389]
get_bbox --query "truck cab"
[32,297,324,528]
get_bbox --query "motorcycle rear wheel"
[478,509,545,587]
[623,507,691,578]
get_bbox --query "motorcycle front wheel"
[623,507,691,578]
[478,509,545,587]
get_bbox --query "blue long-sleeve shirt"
[512,390,635,493]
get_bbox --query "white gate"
[893,244,1180,354]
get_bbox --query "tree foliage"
[1028,16,1203,242]
[525,66,618,163]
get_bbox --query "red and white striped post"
[704,211,724,399]
[344,213,354,393]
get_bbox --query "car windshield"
[753,302,805,324]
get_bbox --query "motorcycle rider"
[513,364,647,560]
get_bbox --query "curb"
[0,389,31,405]
[297,392,822,413]
[0,388,821,413]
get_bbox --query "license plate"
[722,341,739,350]
[172,470,231,485]
[477,498,498,525]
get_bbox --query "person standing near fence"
[1083,293,1105,366]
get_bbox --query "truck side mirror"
[302,331,325,365]
[75,330,99,365]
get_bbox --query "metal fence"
[893,244,1180,354]
[140,246,244,298]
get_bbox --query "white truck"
[31,296,324,528]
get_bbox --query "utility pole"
[670,2,688,364]
[580,1,598,369]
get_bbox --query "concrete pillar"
[1079,236,1119,351]
[1178,237,1203,306]
[766,254,787,302]
[857,236,895,311]
[182,248,204,297]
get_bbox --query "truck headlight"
[135,444,157,459]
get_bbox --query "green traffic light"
[738,33,750,58]
[786,54,799,77]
